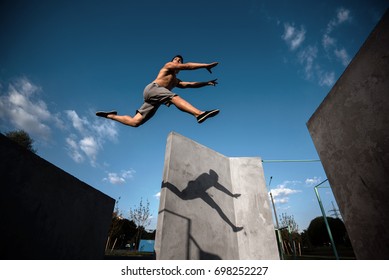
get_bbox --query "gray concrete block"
[307,10,389,259]
[0,133,115,259]
[155,132,279,260]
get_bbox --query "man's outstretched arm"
[177,79,218,88]
[167,61,218,72]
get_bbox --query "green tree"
[279,213,299,233]
[5,130,37,153]
[278,213,302,255]
[129,198,151,248]
[107,198,137,250]
[300,229,312,249]
[307,216,350,247]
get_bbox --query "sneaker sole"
[96,111,117,118]
[197,110,220,123]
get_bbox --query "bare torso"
[152,64,178,90]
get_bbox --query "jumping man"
[96,55,220,127]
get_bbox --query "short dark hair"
[172,55,184,63]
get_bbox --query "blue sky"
[1,0,387,232]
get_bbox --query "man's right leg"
[96,111,144,127]
[108,112,144,127]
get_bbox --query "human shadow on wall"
[162,169,243,232]
[158,208,222,260]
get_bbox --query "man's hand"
[206,62,219,74]
[207,79,218,86]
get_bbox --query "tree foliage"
[5,130,37,153]
[277,213,302,256]
[107,199,136,249]
[307,216,351,247]
[129,198,151,248]
[107,214,137,249]
[106,198,154,251]
[279,213,299,233]
[129,197,151,230]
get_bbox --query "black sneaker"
[96,110,117,118]
[197,109,220,123]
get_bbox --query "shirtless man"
[96,55,220,127]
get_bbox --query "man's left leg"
[170,96,220,123]
[170,95,202,117]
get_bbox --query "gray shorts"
[136,82,177,123]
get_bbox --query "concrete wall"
[155,132,279,260]
[0,133,115,259]
[307,10,389,259]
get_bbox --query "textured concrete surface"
[0,133,115,259]
[155,132,279,260]
[307,10,389,259]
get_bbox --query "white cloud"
[79,136,99,164]
[279,8,352,87]
[64,110,118,166]
[322,34,336,50]
[334,48,350,66]
[326,8,351,34]
[66,110,88,133]
[322,8,352,68]
[274,197,290,204]
[103,168,136,185]
[154,192,161,199]
[337,8,351,24]
[0,77,55,141]
[298,45,318,80]
[0,77,119,166]
[269,181,301,205]
[318,71,336,87]
[91,119,118,142]
[305,176,322,186]
[271,186,299,197]
[282,23,306,51]
[105,173,126,184]
[122,169,136,179]
[66,136,84,163]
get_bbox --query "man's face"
[172,56,182,63]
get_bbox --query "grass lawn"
[284,246,356,260]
